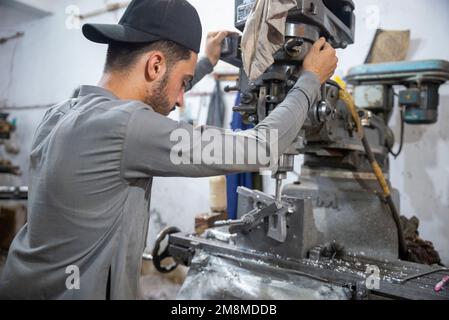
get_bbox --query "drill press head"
[223,0,356,117]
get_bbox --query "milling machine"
[152,0,449,300]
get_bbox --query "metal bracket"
[212,187,291,243]
[267,206,289,242]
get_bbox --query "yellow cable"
[338,89,364,139]
[338,88,391,197]
[371,161,391,197]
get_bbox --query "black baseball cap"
[82,0,203,53]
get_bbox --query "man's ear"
[145,51,167,82]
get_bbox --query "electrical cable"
[388,106,405,158]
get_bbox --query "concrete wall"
[0,0,448,264]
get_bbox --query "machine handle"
[152,226,181,273]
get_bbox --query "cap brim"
[82,23,161,44]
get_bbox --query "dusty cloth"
[241,0,296,81]
[401,216,443,266]
[206,80,225,127]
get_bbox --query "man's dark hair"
[104,40,192,73]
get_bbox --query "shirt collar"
[78,85,119,100]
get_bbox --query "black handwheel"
[152,226,181,273]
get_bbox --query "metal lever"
[213,186,291,243]
[212,209,257,229]
[224,85,239,92]
[284,38,304,56]
[316,84,332,122]
[229,203,278,234]
[212,204,276,234]
[237,187,291,243]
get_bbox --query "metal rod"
[321,83,327,101]
[399,268,449,284]
[0,32,24,45]
[212,219,244,228]
[275,177,283,203]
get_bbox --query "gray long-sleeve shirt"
[0,58,320,300]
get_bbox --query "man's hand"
[205,31,234,66]
[303,37,338,84]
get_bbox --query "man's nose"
[176,90,185,108]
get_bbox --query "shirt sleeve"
[120,71,321,180]
[186,57,215,91]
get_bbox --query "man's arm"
[187,31,232,90]
[188,58,214,90]
[121,71,320,179]
[120,38,337,179]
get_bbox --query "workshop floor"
[139,259,186,300]
[0,251,184,300]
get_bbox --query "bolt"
[343,5,353,13]
[241,92,254,104]
[309,2,317,15]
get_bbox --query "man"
[0,0,337,299]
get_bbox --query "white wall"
[0,0,448,264]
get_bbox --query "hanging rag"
[206,80,226,127]
[241,0,296,81]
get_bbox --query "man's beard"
[144,71,172,116]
